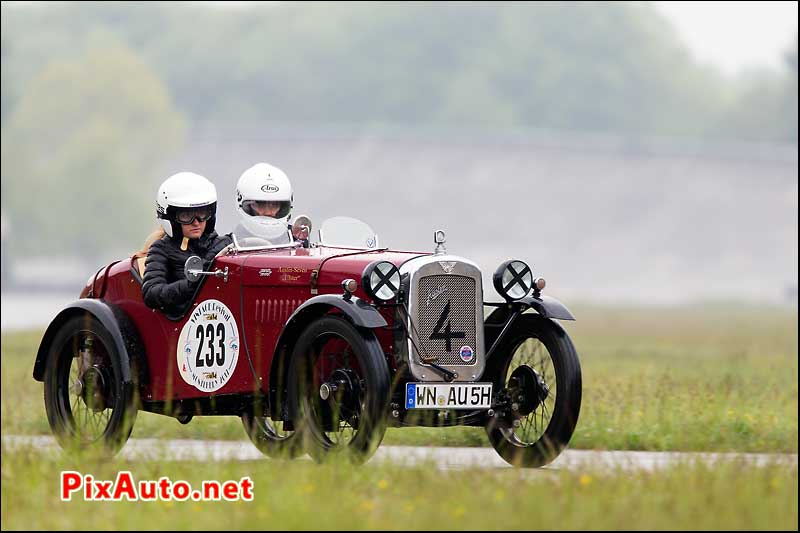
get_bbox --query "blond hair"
[137,227,166,257]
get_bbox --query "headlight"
[362,260,401,301]
[493,260,533,301]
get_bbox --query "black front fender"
[32,299,146,386]
[519,294,575,321]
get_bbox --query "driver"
[142,172,232,315]
[233,162,293,245]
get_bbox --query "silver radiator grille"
[416,275,477,366]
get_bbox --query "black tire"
[43,314,138,455]
[484,313,581,467]
[241,411,304,459]
[293,315,390,464]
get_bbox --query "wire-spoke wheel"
[43,314,137,455]
[293,316,389,464]
[484,313,581,467]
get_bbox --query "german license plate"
[405,383,492,409]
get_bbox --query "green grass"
[568,303,798,452]
[3,304,797,452]
[1,447,796,530]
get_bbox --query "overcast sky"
[652,1,798,74]
[198,1,800,74]
[197,1,798,74]
[3,0,798,74]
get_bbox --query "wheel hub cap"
[509,365,549,416]
[320,368,362,425]
[80,365,111,412]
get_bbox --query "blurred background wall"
[1,1,797,324]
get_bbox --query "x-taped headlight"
[493,260,533,301]
[362,260,401,301]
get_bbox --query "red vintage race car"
[33,216,581,467]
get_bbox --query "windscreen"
[318,216,380,249]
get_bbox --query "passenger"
[233,163,294,245]
[142,172,232,316]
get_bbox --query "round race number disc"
[176,299,240,392]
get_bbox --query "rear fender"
[32,299,147,387]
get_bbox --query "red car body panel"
[92,246,429,403]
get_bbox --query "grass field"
[3,304,797,452]
[2,304,797,530]
[1,446,797,530]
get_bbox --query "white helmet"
[235,163,293,241]
[156,172,218,238]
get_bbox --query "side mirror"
[184,255,204,282]
[292,214,313,241]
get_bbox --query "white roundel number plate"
[176,299,240,392]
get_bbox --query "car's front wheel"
[43,314,138,455]
[292,315,390,464]
[483,313,582,467]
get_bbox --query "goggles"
[174,206,214,225]
[243,200,290,218]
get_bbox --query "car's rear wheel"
[293,316,390,464]
[241,410,303,459]
[43,314,137,455]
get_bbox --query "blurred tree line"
[0,1,797,263]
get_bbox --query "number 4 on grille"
[429,300,465,352]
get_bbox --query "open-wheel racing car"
[33,216,581,467]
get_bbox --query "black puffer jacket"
[142,231,232,316]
